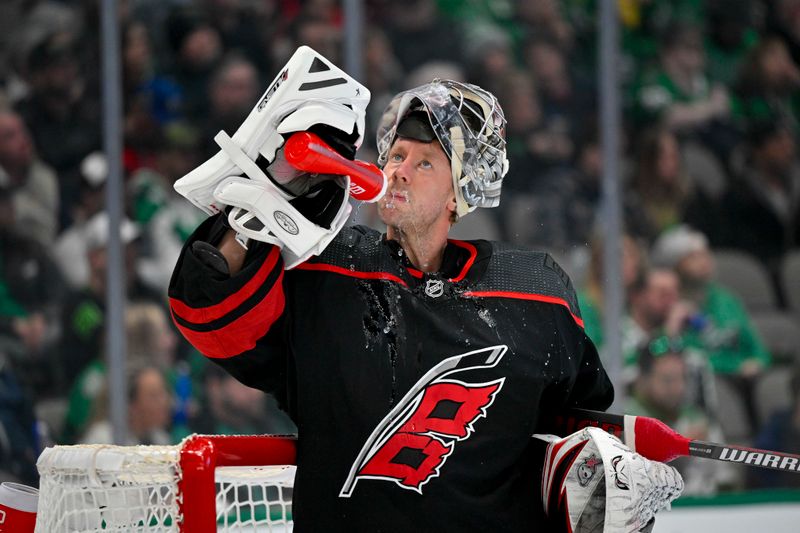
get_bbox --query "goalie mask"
[174,45,370,267]
[376,79,509,218]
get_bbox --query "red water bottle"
[0,482,38,533]
[284,132,387,202]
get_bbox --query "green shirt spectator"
[652,225,771,376]
[679,282,770,374]
[731,36,800,130]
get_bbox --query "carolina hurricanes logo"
[339,345,507,497]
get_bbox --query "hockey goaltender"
[169,46,683,532]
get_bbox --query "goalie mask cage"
[35,434,297,532]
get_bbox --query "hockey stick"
[551,408,800,474]
[284,131,387,203]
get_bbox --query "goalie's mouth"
[387,191,409,203]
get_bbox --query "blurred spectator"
[0,186,65,397]
[14,30,100,229]
[619,0,705,76]
[52,151,108,289]
[751,366,800,488]
[191,363,295,436]
[123,20,184,171]
[202,0,276,75]
[768,0,800,66]
[515,0,573,52]
[80,363,172,445]
[0,350,39,485]
[131,124,205,293]
[733,36,800,133]
[721,120,800,275]
[562,133,602,246]
[705,0,760,87]
[625,127,717,242]
[289,14,343,66]
[165,7,223,121]
[652,225,771,428]
[0,108,59,247]
[464,25,514,98]
[626,341,734,495]
[522,37,594,169]
[652,225,771,373]
[195,53,259,158]
[495,66,578,248]
[362,28,404,150]
[578,233,648,351]
[623,266,691,369]
[4,1,82,105]
[58,212,161,395]
[383,0,463,74]
[631,23,735,157]
[63,301,178,445]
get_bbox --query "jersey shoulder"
[475,242,581,319]
[305,225,401,274]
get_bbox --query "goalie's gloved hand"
[537,427,683,533]
[174,46,368,217]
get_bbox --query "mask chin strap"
[449,126,475,218]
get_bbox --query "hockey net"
[34,434,297,532]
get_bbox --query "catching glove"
[537,427,683,533]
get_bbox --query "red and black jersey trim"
[447,239,478,282]
[294,261,409,286]
[462,290,585,329]
[170,245,286,359]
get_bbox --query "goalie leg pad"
[537,427,684,533]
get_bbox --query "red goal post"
[35,434,297,532]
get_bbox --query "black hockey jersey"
[169,216,614,532]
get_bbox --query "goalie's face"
[378,137,456,233]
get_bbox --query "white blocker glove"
[173,45,370,268]
[536,427,684,533]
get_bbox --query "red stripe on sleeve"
[462,290,585,329]
[172,270,286,359]
[294,262,408,286]
[170,246,282,325]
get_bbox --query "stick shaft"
[555,408,800,474]
[688,440,800,474]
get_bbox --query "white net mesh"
[216,466,295,532]
[35,440,295,532]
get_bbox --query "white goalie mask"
[376,79,509,217]
[174,45,370,267]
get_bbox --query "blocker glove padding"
[537,427,684,533]
[173,45,370,268]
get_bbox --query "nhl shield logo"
[424,279,444,298]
